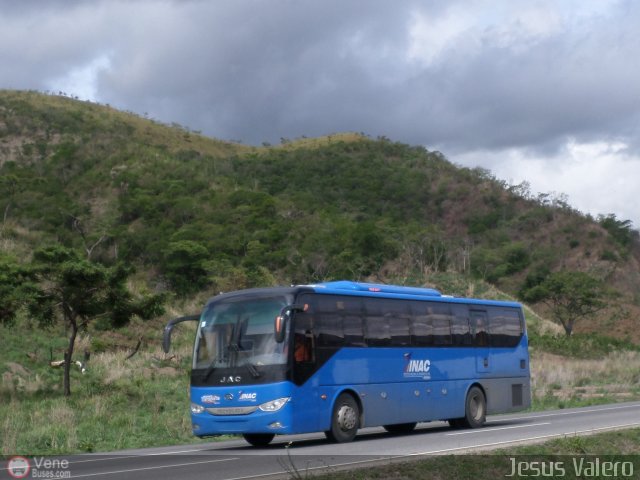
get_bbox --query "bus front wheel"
[243,433,275,447]
[325,393,360,443]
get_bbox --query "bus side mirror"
[274,314,287,343]
[162,314,200,353]
[275,304,305,343]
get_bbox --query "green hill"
[1,89,639,340]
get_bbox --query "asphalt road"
[3,402,640,480]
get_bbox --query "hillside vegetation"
[1,89,639,339]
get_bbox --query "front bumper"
[190,382,293,436]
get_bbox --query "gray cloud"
[3,0,638,147]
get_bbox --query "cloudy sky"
[1,0,639,227]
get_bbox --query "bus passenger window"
[432,314,452,346]
[489,308,523,347]
[471,311,489,347]
[451,305,472,346]
[389,316,410,346]
[343,315,365,346]
[365,298,410,346]
[425,304,453,346]
[410,301,433,346]
[316,315,344,346]
[365,317,390,346]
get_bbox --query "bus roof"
[204,281,522,310]
[305,281,522,309]
[310,281,442,297]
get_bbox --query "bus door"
[292,312,316,385]
[470,310,491,373]
[291,308,324,432]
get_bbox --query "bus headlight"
[191,403,205,414]
[258,397,290,412]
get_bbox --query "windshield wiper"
[202,357,222,381]
[245,362,261,378]
[229,342,261,378]
[202,347,260,380]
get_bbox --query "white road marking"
[411,421,640,456]
[446,422,551,435]
[69,457,239,478]
[497,403,640,422]
[68,446,237,465]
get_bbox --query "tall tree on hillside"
[521,270,614,336]
[28,245,164,396]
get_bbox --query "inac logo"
[403,353,431,379]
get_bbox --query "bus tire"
[383,422,417,435]
[325,393,360,443]
[462,386,486,428]
[243,433,275,447]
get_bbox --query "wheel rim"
[337,404,357,431]
[469,392,484,421]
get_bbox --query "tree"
[162,240,211,295]
[0,253,36,324]
[28,245,164,396]
[598,213,638,248]
[521,271,613,336]
[402,226,449,274]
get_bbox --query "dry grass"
[49,403,75,429]
[99,351,132,385]
[1,365,44,395]
[95,336,189,385]
[265,132,366,150]
[531,350,640,402]
[2,400,20,455]
[526,307,564,336]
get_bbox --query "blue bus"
[163,281,530,446]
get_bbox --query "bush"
[529,332,640,359]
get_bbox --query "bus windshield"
[193,295,291,371]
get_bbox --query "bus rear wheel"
[325,393,360,443]
[450,386,486,429]
[383,422,417,435]
[243,433,275,447]
[464,386,486,428]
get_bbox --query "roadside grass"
[307,429,640,480]
[529,347,640,411]
[0,313,210,455]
